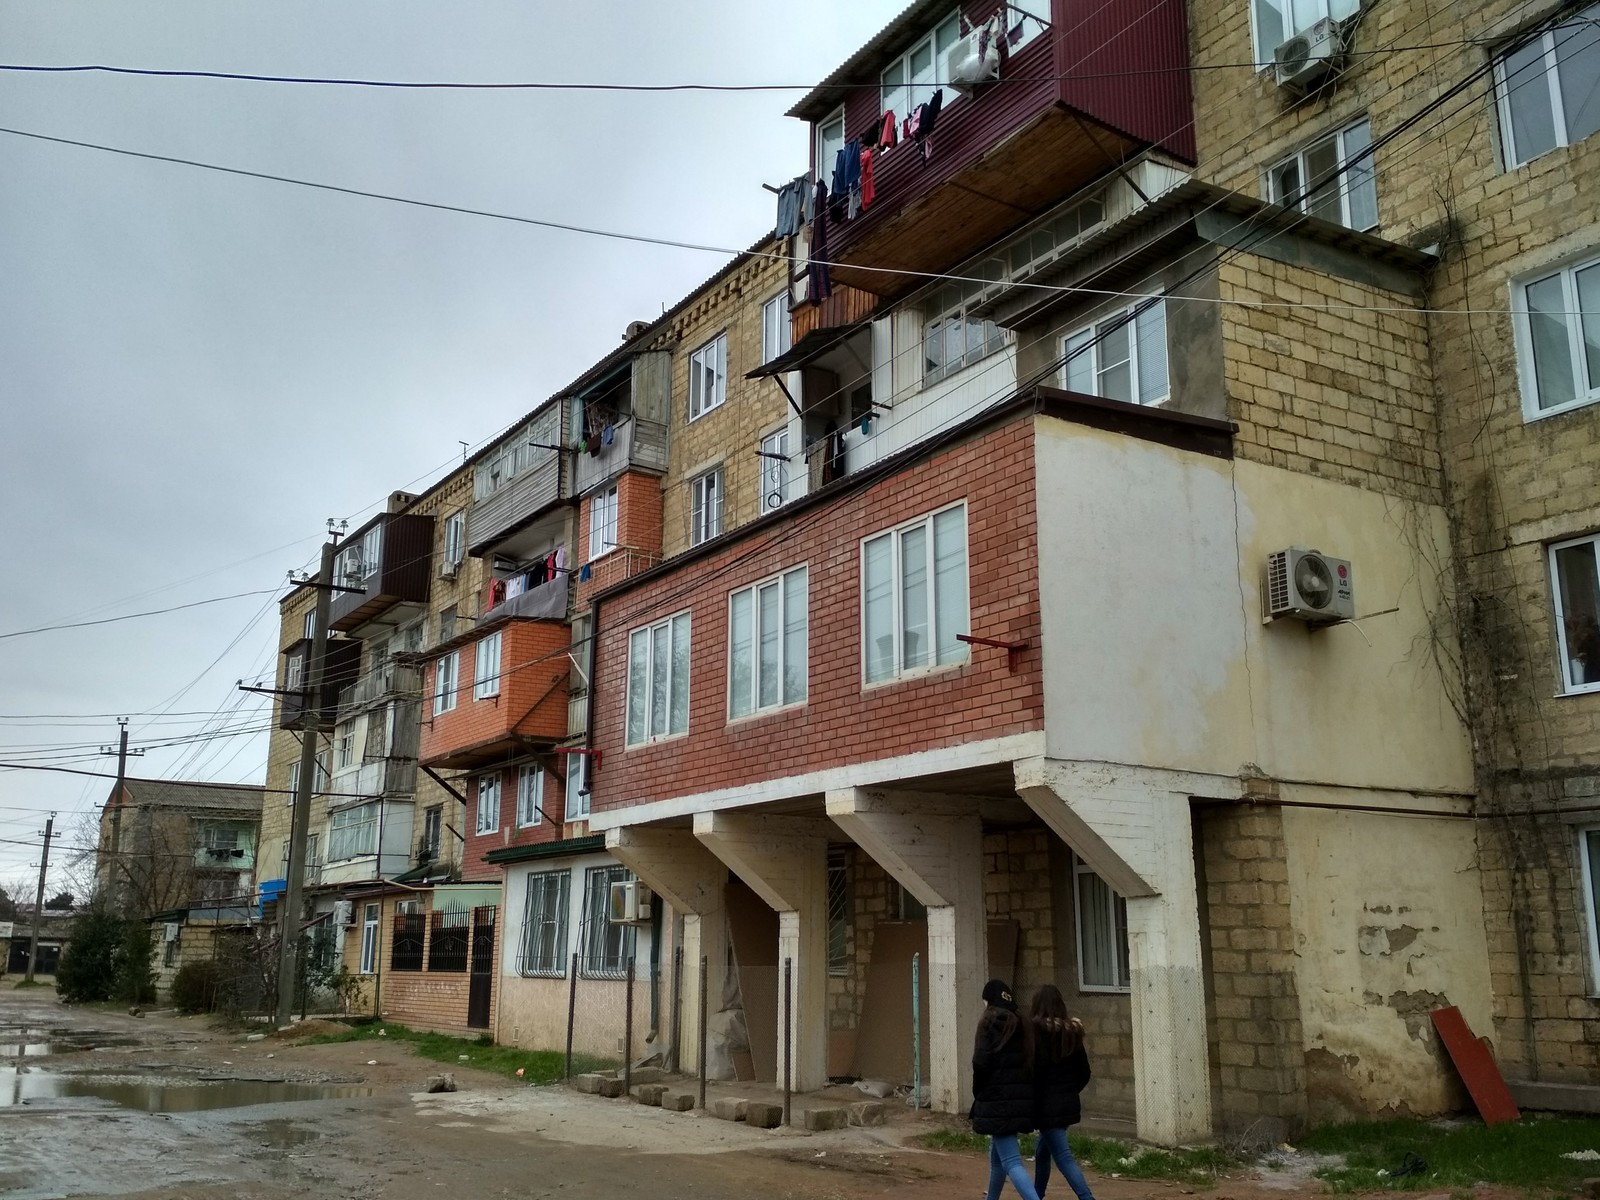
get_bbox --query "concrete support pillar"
[826,787,986,1113]
[1014,756,1214,1145]
[606,826,727,1075]
[693,812,829,1093]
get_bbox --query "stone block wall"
[1198,804,1307,1136]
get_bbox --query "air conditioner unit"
[1266,547,1355,625]
[943,25,1001,97]
[607,880,654,925]
[333,900,355,927]
[438,559,459,580]
[1274,18,1345,92]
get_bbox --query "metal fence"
[560,948,680,1089]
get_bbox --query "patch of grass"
[298,1021,613,1084]
[1298,1115,1600,1192]
[915,1129,1236,1186]
[11,979,47,989]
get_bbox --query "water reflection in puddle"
[0,1067,369,1112]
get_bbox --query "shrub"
[55,909,123,1003]
[170,960,222,1013]
[115,920,157,1006]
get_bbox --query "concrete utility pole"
[275,532,339,1028]
[25,814,56,983]
[100,718,143,904]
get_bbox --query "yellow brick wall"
[655,249,792,559]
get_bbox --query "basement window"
[1073,854,1130,992]
[1551,533,1600,694]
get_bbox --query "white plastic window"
[1266,118,1378,231]
[1073,855,1130,991]
[729,566,808,718]
[1551,535,1600,694]
[626,612,691,745]
[1514,253,1600,418]
[688,334,728,421]
[1063,299,1170,407]
[861,504,969,684]
[1498,5,1600,169]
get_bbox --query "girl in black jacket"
[1030,985,1095,1200]
[972,979,1042,1200]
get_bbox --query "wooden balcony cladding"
[467,454,566,556]
[330,513,436,631]
[573,416,669,496]
[279,636,363,731]
[792,285,879,340]
[818,0,1193,299]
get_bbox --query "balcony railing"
[573,415,668,495]
[580,547,662,594]
[568,690,588,737]
[336,662,422,722]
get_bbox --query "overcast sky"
[0,0,903,895]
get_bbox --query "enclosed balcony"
[419,618,571,771]
[789,0,1193,300]
[571,350,671,496]
[335,660,423,725]
[328,512,436,632]
[466,401,570,557]
[278,636,362,731]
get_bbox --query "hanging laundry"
[506,573,528,600]
[553,544,567,573]
[545,549,559,578]
[601,422,615,447]
[880,110,899,149]
[807,181,833,303]
[916,89,945,164]
[579,562,592,583]
[528,560,547,588]
[489,579,507,608]
[861,147,876,210]
[586,431,602,455]
[773,173,811,239]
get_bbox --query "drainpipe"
[582,599,601,814]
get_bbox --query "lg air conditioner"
[607,880,654,925]
[1265,547,1355,625]
[943,27,1000,97]
[1274,18,1345,92]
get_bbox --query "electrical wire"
[0,588,284,642]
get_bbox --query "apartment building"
[554,0,1563,1147]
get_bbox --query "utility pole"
[276,529,339,1028]
[100,718,144,905]
[25,815,58,983]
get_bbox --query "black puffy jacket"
[971,1014,1035,1136]
[1033,1018,1092,1130]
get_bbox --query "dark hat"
[982,979,1017,1011]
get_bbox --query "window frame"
[566,754,590,820]
[443,511,465,569]
[688,332,729,422]
[516,764,545,828]
[359,903,380,975]
[519,868,571,977]
[826,847,850,977]
[880,11,963,119]
[690,468,724,547]
[476,774,501,837]
[1265,118,1378,231]
[1513,252,1600,420]
[1550,533,1600,694]
[859,501,971,687]
[728,564,809,720]
[625,611,693,747]
[1250,0,1358,66]
[761,293,792,365]
[329,802,379,862]
[1061,298,1171,408]
[421,805,443,858]
[588,485,619,560]
[816,107,846,180]
[1073,855,1131,993]
[473,631,503,701]
[580,864,638,979]
[922,281,1008,386]
[433,651,459,716]
[1496,5,1600,170]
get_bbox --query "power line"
[0,588,283,641]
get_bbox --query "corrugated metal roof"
[787,0,952,122]
[114,778,265,814]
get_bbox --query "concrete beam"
[1012,757,1214,1145]
[693,811,828,1092]
[606,826,729,1077]
[826,787,985,1113]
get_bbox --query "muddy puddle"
[0,1026,140,1056]
[0,1066,370,1112]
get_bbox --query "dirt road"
[0,985,1319,1200]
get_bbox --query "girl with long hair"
[1030,984,1094,1200]
[972,979,1041,1200]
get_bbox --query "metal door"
[467,905,496,1029]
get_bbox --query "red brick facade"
[463,759,571,865]
[419,620,570,770]
[589,416,1044,812]
[576,470,664,607]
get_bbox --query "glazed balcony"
[329,512,436,632]
[467,402,571,557]
[792,0,1193,300]
[278,636,363,731]
[335,661,423,724]
[419,618,572,771]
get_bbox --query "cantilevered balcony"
[418,618,571,771]
[328,512,436,632]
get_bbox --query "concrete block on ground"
[1510,1079,1600,1114]
[659,1090,696,1112]
[745,1102,784,1129]
[849,1101,887,1126]
[629,1067,668,1085]
[633,1083,667,1106]
[596,1076,626,1098]
[803,1106,850,1131]
[571,1074,606,1095]
[710,1097,748,1121]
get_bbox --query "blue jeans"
[1035,1127,1094,1200]
[985,1134,1042,1200]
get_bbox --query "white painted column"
[826,787,986,1113]
[1014,757,1215,1145]
[606,826,727,1075]
[693,812,829,1092]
